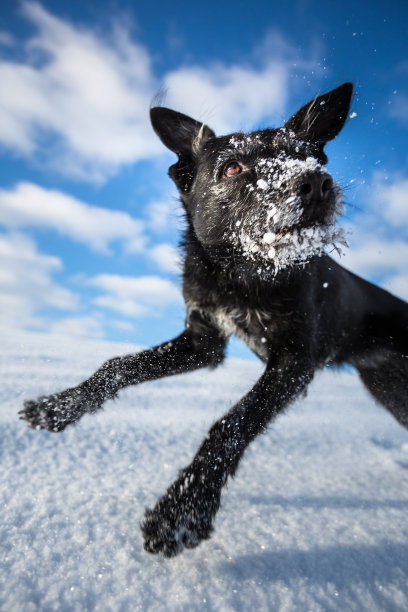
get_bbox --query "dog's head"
[151,83,353,272]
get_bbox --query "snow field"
[1,330,408,611]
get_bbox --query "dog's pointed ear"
[150,107,215,156]
[284,83,353,147]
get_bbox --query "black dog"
[21,83,408,557]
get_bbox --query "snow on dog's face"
[150,83,353,272]
[191,129,346,271]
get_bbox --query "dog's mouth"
[265,224,346,266]
[235,222,347,270]
[227,158,347,271]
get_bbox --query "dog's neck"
[183,224,324,290]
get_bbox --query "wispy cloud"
[89,274,183,317]
[0,1,159,181]
[0,182,146,254]
[0,229,183,335]
[150,243,181,274]
[164,62,288,135]
[0,2,318,181]
[343,235,408,277]
[163,29,322,135]
[340,174,408,300]
[144,198,182,235]
[49,314,105,339]
[375,178,408,229]
[0,231,77,329]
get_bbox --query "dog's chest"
[210,304,273,360]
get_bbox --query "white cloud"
[144,198,182,235]
[150,243,181,274]
[333,238,408,302]
[0,231,182,335]
[0,231,77,329]
[111,319,135,334]
[89,274,183,317]
[382,273,408,302]
[0,182,146,254]
[375,178,408,229]
[49,315,104,339]
[0,3,319,180]
[164,62,288,135]
[341,233,408,278]
[0,1,160,180]
[338,175,408,301]
[340,236,408,301]
[163,29,321,135]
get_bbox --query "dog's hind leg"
[357,354,408,429]
[20,311,226,432]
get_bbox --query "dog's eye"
[224,162,243,177]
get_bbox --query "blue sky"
[1,0,407,358]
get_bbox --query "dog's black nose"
[298,174,333,202]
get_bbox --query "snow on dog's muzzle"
[230,155,347,271]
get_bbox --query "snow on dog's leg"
[20,321,226,432]
[142,357,314,557]
[21,387,100,432]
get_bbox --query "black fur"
[20,83,408,558]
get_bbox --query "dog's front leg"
[20,314,226,432]
[142,356,314,557]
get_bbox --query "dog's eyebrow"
[212,136,268,167]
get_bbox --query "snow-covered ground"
[1,329,408,611]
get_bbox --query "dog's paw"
[19,388,98,432]
[142,509,207,558]
[141,475,219,557]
